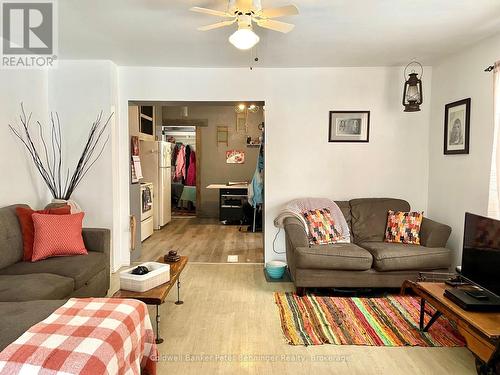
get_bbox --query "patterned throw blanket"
[0,298,157,375]
[274,198,350,243]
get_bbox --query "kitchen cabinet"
[129,104,156,141]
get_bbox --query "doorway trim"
[117,99,266,269]
[195,126,202,213]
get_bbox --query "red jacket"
[186,150,196,186]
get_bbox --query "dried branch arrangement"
[9,104,113,200]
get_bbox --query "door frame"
[196,126,202,214]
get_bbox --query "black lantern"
[402,61,423,112]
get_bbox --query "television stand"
[401,280,500,374]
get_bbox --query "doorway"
[163,125,200,218]
[127,101,265,264]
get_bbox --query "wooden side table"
[113,256,188,344]
[401,280,500,374]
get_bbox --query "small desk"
[401,281,500,372]
[206,184,248,190]
[113,256,188,344]
[207,184,248,223]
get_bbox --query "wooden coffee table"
[402,280,500,374]
[113,256,188,344]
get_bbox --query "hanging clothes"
[186,150,196,186]
[184,145,191,182]
[172,143,181,167]
[174,144,186,182]
[248,144,264,207]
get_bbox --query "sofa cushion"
[295,243,373,271]
[350,198,410,243]
[0,205,28,270]
[0,274,74,301]
[0,251,106,290]
[359,242,451,272]
[0,300,66,351]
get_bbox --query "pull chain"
[250,44,259,70]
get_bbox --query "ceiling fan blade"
[256,19,295,33]
[189,7,233,18]
[259,5,299,18]
[197,20,236,31]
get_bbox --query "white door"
[159,166,172,226]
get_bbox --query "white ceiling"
[58,0,500,67]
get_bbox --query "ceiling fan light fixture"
[229,28,260,50]
[248,104,259,112]
[235,103,246,113]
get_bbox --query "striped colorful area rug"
[274,293,465,347]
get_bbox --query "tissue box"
[119,262,170,292]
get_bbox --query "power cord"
[272,224,311,255]
[272,228,285,254]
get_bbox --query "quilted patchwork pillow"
[302,208,340,245]
[385,210,423,245]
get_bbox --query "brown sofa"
[284,198,452,293]
[0,204,111,351]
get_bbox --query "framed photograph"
[328,111,370,142]
[217,126,228,146]
[226,150,245,164]
[444,98,470,155]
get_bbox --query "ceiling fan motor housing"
[237,15,253,30]
[229,0,262,14]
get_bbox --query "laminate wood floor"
[139,218,264,263]
[110,264,475,375]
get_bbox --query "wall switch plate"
[227,255,238,263]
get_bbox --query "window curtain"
[488,62,500,218]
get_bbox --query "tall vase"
[47,198,82,214]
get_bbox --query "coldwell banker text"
[1,1,57,68]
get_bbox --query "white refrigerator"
[140,140,173,229]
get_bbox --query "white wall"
[163,105,263,218]
[428,33,500,267]
[47,60,119,267]
[0,70,49,208]
[116,67,432,264]
[1,62,120,270]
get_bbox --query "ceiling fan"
[190,0,299,50]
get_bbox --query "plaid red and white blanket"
[0,298,157,375]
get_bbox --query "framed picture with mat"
[444,98,471,155]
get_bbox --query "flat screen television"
[462,212,500,297]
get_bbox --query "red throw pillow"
[16,205,71,261]
[31,212,87,262]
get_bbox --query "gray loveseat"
[284,198,452,294]
[0,204,110,351]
